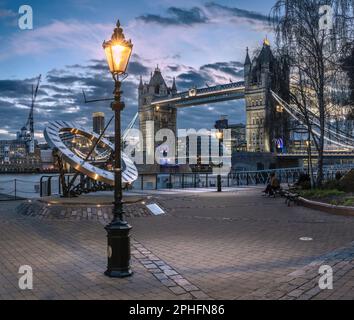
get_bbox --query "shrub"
[296,173,311,190]
[322,179,340,190]
[338,169,354,192]
[300,189,345,199]
[343,198,354,207]
[335,171,343,180]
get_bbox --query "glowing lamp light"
[276,105,284,113]
[103,21,133,75]
[215,131,224,140]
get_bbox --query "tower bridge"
[41,41,354,191]
[138,39,354,164]
[139,40,291,155]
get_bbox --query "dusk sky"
[0,0,275,141]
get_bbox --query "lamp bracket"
[112,73,128,83]
[81,73,129,104]
[82,89,115,104]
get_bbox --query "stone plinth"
[17,195,166,222]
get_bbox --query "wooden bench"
[271,188,282,198]
[283,191,300,206]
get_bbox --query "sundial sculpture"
[44,120,138,186]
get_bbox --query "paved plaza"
[0,187,354,300]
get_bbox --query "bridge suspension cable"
[122,112,139,142]
[274,94,354,144]
[271,91,354,150]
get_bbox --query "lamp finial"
[111,20,125,42]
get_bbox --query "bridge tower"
[138,66,177,156]
[244,40,290,153]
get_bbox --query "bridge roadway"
[150,81,245,108]
[278,152,354,159]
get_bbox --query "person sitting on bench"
[263,173,280,196]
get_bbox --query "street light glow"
[103,20,133,76]
[104,43,132,75]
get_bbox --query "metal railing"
[1,164,353,200]
[132,165,354,190]
[0,178,41,201]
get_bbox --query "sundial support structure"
[64,115,114,197]
[52,148,69,197]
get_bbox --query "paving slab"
[0,188,354,300]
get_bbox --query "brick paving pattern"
[0,202,176,300]
[17,197,166,221]
[241,240,354,300]
[0,188,354,300]
[132,240,211,300]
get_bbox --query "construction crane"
[23,75,41,154]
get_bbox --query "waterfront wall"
[232,152,301,171]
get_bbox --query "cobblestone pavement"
[0,188,354,300]
[0,201,184,300]
[131,189,354,300]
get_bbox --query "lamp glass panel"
[104,43,132,74]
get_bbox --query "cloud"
[1,2,264,141]
[137,6,208,26]
[127,61,151,76]
[0,79,35,96]
[173,61,244,91]
[0,8,16,18]
[200,61,245,79]
[0,58,145,141]
[0,55,246,140]
[137,2,270,27]
[0,4,266,78]
[68,55,150,76]
[0,20,112,60]
[205,3,270,23]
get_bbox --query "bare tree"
[271,0,354,186]
[342,46,354,105]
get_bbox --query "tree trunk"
[317,86,325,187]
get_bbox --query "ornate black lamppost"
[103,20,133,278]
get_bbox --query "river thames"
[0,174,60,199]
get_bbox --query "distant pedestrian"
[263,173,280,196]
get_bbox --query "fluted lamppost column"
[103,20,133,278]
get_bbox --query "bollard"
[217,175,222,192]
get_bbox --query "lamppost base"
[104,220,133,278]
[104,269,133,278]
